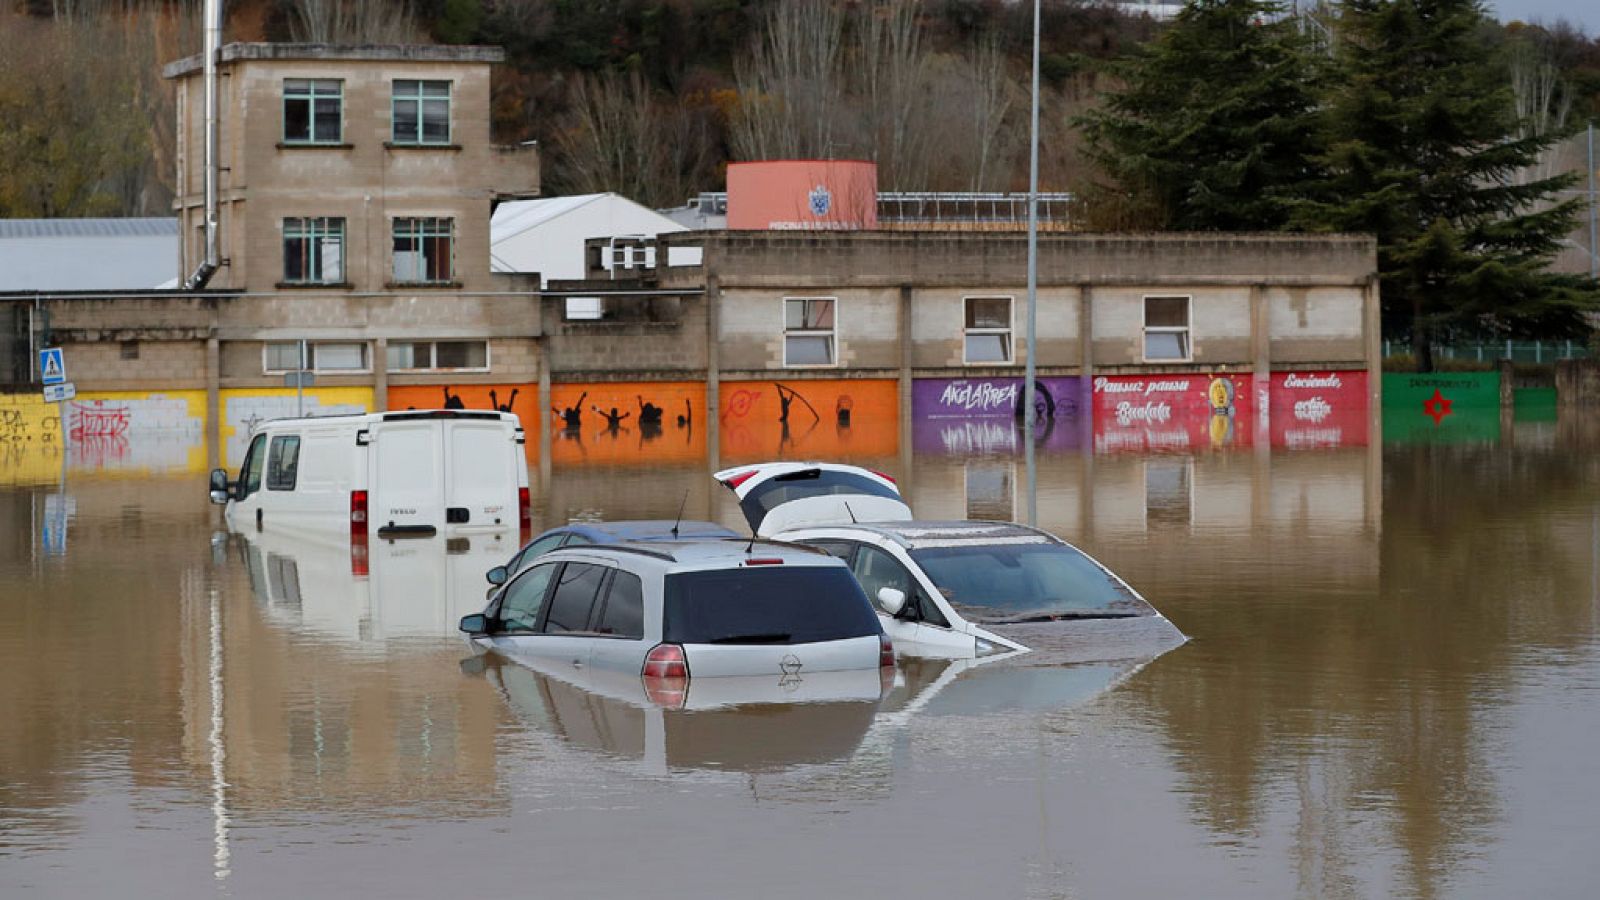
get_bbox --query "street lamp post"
[1024,0,1041,526]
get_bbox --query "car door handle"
[571,658,583,668]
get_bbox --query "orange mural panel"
[718,379,898,462]
[387,384,540,463]
[548,382,708,466]
[726,160,879,230]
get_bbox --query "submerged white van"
[210,410,530,540]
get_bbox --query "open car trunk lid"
[714,463,912,537]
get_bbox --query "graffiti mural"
[911,376,1084,455]
[221,387,372,466]
[1,391,209,483]
[389,384,539,434]
[1089,372,1255,454]
[548,382,707,465]
[719,379,897,461]
[1269,371,1369,448]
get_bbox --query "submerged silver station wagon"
[460,540,894,695]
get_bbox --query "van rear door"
[444,419,520,532]
[371,420,445,537]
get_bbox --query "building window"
[964,296,1013,364]
[564,297,604,321]
[392,217,454,284]
[392,80,451,144]
[264,341,369,373]
[783,296,836,366]
[282,217,345,284]
[1144,295,1192,361]
[386,341,489,371]
[120,341,140,360]
[283,79,342,144]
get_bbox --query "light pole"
[1023,0,1041,527]
[1588,121,1596,281]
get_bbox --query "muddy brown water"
[3,414,1599,898]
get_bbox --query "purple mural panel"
[911,376,1084,455]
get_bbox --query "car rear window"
[663,566,881,645]
[739,470,899,532]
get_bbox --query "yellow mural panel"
[220,387,373,467]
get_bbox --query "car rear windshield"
[739,470,899,532]
[663,566,881,645]
[909,541,1154,623]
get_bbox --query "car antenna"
[670,489,689,539]
[844,501,858,524]
[745,524,758,554]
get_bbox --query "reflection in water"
[3,422,1599,896]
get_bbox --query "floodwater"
[3,409,1599,898]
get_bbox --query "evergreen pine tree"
[1079,0,1326,230]
[1292,0,1596,370]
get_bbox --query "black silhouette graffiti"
[835,395,853,428]
[1014,380,1057,423]
[774,382,819,425]
[676,399,692,428]
[594,405,630,431]
[442,387,466,410]
[489,388,519,413]
[552,392,587,432]
[637,396,663,426]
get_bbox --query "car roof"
[547,538,836,568]
[552,520,740,542]
[795,520,1062,550]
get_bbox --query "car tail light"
[644,676,687,709]
[723,470,757,489]
[743,557,784,566]
[870,469,897,485]
[879,633,895,668]
[518,487,531,526]
[642,643,689,679]
[349,539,369,578]
[349,490,368,535]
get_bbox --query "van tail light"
[518,487,531,527]
[722,470,757,489]
[879,633,895,668]
[350,490,368,535]
[350,539,369,578]
[642,643,689,679]
[870,469,897,485]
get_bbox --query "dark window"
[664,567,880,645]
[908,543,1155,623]
[543,563,607,634]
[240,434,267,497]
[392,217,453,283]
[120,341,139,360]
[498,563,557,631]
[283,79,342,144]
[392,80,451,144]
[266,435,301,491]
[804,540,856,562]
[594,571,644,639]
[510,532,566,576]
[282,217,345,284]
[737,469,901,533]
[561,533,594,546]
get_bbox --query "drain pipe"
[184,0,222,291]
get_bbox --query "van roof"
[251,409,519,429]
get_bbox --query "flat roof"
[165,42,506,78]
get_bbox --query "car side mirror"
[459,613,490,634]
[486,566,508,586]
[876,587,907,617]
[208,468,232,499]
[209,490,230,505]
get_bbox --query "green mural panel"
[1383,405,1502,444]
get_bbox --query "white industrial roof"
[0,218,180,291]
[490,194,610,242]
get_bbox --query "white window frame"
[1143,294,1193,363]
[384,340,492,373]
[782,296,838,368]
[962,295,1015,365]
[262,341,371,374]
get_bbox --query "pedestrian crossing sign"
[39,347,65,385]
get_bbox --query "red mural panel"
[1268,370,1369,448]
[1090,373,1255,454]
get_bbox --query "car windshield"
[908,541,1154,623]
[738,470,900,532]
[664,566,881,645]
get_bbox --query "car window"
[908,542,1153,623]
[498,563,557,631]
[266,435,301,491]
[803,540,855,562]
[543,563,608,634]
[853,545,948,626]
[240,434,267,497]
[512,533,567,575]
[594,570,644,639]
[664,566,880,645]
[561,533,594,546]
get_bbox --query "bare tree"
[966,28,1013,191]
[1508,30,1573,186]
[729,0,846,161]
[285,0,420,43]
[854,0,933,189]
[550,72,716,208]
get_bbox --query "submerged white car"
[715,462,1183,659]
[460,539,894,687]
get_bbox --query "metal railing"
[1384,339,1593,364]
